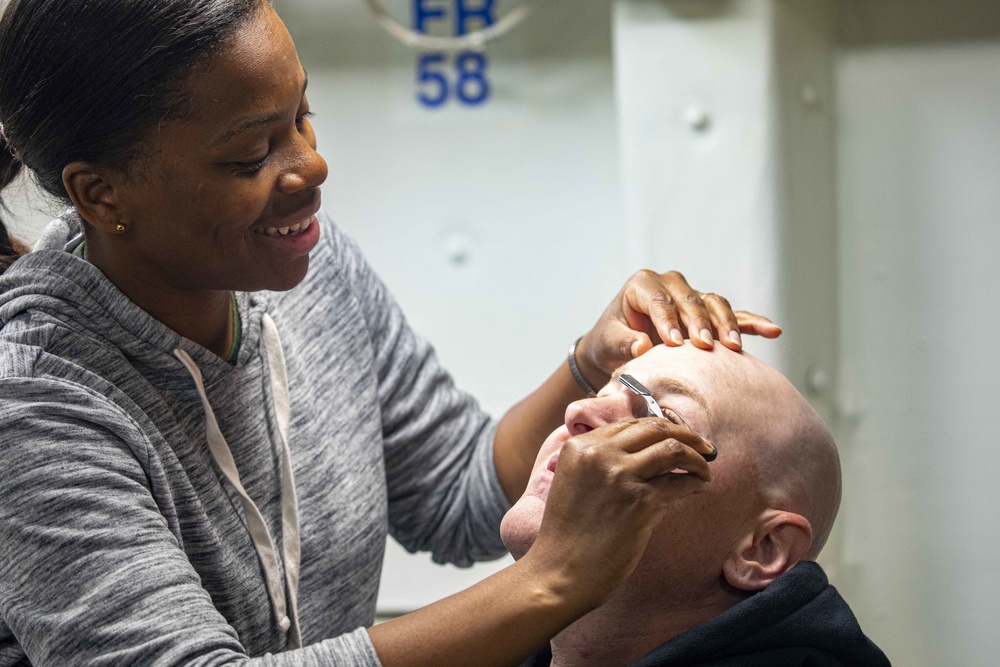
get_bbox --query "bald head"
[711,350,841,559]
[502,342,842,590]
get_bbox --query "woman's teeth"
[256,217,312,237]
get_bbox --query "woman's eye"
[296,110,316,131]
[232,154,270,174]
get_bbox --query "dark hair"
[0,0,265,274]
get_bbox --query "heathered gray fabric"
[0,210,510,666]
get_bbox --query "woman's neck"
[83,240,234,357]
[124,284,234,358]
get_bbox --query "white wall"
[836,32,1000,667]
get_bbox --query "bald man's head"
[501,343,841,597]
[707,350,841,559]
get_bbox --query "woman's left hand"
[574,269,782,388]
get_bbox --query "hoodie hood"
[631,561,890,666]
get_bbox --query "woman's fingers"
[701,292,742,351]
[630,434,714,483]
[560,418,714,483]
[624,274,683,348]
[616,270,770,360]
[612,418,715,460]
[629,270,715,350]
[613,419,714,483]
[578,269,779,399]
[735,310,783,338]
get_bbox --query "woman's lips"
[252,214,321,257]
[253,214,315,237]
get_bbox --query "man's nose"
[564,392,646,436]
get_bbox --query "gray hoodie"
[0,211,509,666]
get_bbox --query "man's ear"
[721,510,812,592]
[62,161,128,233]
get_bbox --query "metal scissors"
[619,373,665,419]
[619,373,716,461]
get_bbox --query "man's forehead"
[608,364,708,410]
[604,343,751,409]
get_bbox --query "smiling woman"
[0,1,782,666]
[0,0,268,356]
[74,8,328,300]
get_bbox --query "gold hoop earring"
[115,223,126,233]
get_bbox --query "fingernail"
[728,330,742,347]
[700,329,714,347]
[631,340,641,357]
[670,329,684,345]
[703,443,718,462]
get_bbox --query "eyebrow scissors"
[619,374,716,461]
[619,374,664,419]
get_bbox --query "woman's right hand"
[524,418,715,611]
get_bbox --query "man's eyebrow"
[211,72,309,147]
[610,366,709,412]
[651,378,709,412]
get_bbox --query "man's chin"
[500,497,546,560]
[500,526,536,561]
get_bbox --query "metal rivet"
[685,106,712,133]
[805,366,829,396]
[445,235,470,267]
[801,85,819,110]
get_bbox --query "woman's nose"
[564,392,645,436]
[278,137,329,194]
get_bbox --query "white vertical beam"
[613,0,837,393]
[614,0,783,367]
[770,0,839,426]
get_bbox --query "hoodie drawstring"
[173,313,302,649]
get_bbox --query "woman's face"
[111,4,328,293]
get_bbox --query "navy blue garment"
[523,561,890,666]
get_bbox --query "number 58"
[417,52,490,108]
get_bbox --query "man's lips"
[523,452,559,503]
[523,427,571,503]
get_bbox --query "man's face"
[501,343,768,586]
